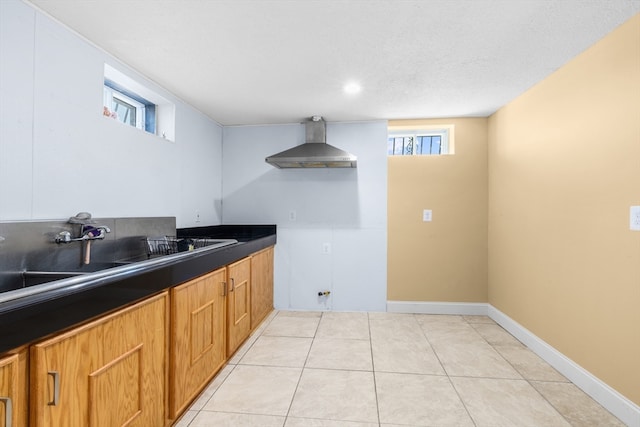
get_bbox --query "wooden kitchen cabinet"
[226,257,251,357]
[30,292,168,427]
[0,348,28,427]
[169,267,226,419]
[250,246,274,330]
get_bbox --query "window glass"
[103,63,175,141]
[113,95,137,126]
[388,130,449,156]
[103,82,148,131]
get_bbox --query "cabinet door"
[170,268,226,419]
[30,292,167,427]
[226,257,251,357]
[251,246,274,330]
[0,349,27,427]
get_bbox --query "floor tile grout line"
[367,312,383,427]
[417,314,479,427]
[281,309,323,424]
[181,310,282,427]
[446,375,480,427]
[413,313,452,378]
[463,315,577,426]
[524,377,575,426]
[176,310,624,427]
[468,315,575,426]
[195,363,239,418]
[423,315,528,382]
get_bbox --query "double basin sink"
[2,238,239,302]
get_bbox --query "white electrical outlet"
[422,209,432,222]
[289,210,297,221]
[322,242,331,254]
[630,206,640,231]
[195,210,201,223]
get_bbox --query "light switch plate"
[422,209,432,222]
[631,206,640,231]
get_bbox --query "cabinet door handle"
[47,371,60,406]
[230,278,235,292]
[222,281,227,296]
[0,396,12,427]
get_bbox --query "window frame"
[387,128,451,156]
[103,84,146,130]
[103,63,174,140]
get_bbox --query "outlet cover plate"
[423,209,432,222]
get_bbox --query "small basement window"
[387,126,453,156]
[103,63,175,141]
[103,81,155,132]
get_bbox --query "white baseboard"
[488,305,639,427]
[386,300,639,427]
[386,300,489,315]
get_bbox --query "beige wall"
[488,14,640,405]
[388,118,488,302]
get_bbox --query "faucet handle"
[55,231,71,243]
[94,226,111,238]
[82,225,111,239]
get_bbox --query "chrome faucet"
[54,224,111,264]
[55,225,111,243]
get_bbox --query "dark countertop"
[0,225,276,355]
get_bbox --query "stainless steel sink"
[7,239,237,290]
[146,237,238,257]
[195,238,238,248]
[0,270,86,293]
[0,236,240,301]
[22,270,87,287]
[18,261,132,287]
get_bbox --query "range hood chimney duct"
[265,116,357,168]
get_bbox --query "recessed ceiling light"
[343,81,362,95]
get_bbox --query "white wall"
[222,121,388,311]
[1,0,389,312]
[0,0,223,227]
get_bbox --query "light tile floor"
[174,311,625,427]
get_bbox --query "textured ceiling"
[26,0,640,125]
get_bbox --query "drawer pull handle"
[47,371,60,406]
[222,281,227,296]
[230,278,235,292]
[0,396,12,427]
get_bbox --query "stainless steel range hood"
[265,116,357,168]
